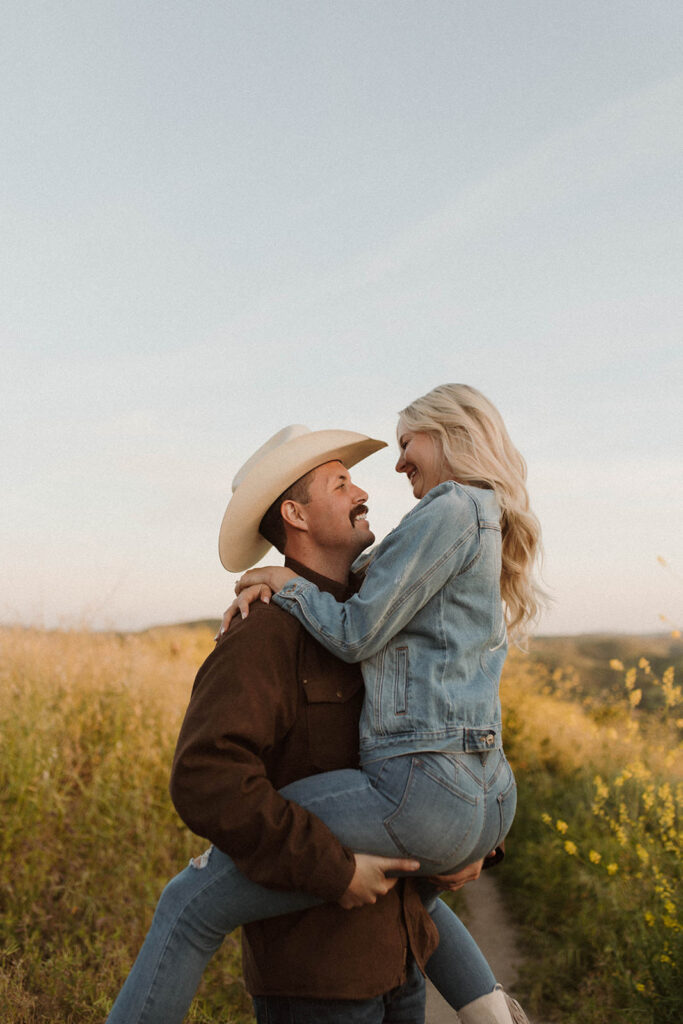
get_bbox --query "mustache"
[350,504,369,524]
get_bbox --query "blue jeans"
[107,751,514,1022]
[252,954,426,1023]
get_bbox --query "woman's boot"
[457,985,530,1024]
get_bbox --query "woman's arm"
[270,483,481,662]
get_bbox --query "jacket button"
[302,679,308,685]
[336,690,343,698]
[486,733,495,745]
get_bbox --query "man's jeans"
[252,954,426,1024]
[107,751,511,1023]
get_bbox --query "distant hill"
[140,619,222,635]
[137,622,682,708]
[530,631,682,670]
[528,632,683,709]
[144,623,682,671]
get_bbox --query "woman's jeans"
[107,750,515,1023]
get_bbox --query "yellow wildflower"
[644,911,655,927]
[593,775,609,799]
[555,820,568,834]
[636,844,649,865]
[607,863,619,875]
[564,840,578,856]
[589,849,601,864]
[609,658,624,671]
[661,668,681,708]
[629,688,642,708]
[541,813,552,825]
[638,657,651,673]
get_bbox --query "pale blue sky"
[2,2,681,634]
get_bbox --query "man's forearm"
[170,747,355,901]
[170,622,356,902]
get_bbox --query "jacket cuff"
[482,844,505,869]
[301,846,357,902]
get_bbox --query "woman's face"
[395,422,446,499]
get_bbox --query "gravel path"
[425,872,538,1023]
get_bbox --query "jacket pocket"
[303,671,363,772]
[382,754,483,871]
[394,646,409,715]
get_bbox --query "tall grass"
[2,625,681,1022]
[500,646,682,1023]
[0,626,253,1023]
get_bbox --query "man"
[171,425,438,1023]
[107,425,496,1024]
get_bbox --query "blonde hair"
[399,383,544,642]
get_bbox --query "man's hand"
[338,853,420,909]
[427,857,485,892]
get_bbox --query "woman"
[108,384,541,1024]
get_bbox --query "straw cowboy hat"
[219,425,387,572]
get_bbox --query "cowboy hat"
[219,424,386,571]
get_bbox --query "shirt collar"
[284,556,358,601]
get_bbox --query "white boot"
[458,985,530,1024]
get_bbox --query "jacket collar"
[284,556,358,601]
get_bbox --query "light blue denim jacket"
[273,481,507,763]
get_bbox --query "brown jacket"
[170,559,439,999]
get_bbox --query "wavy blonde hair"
[399,383,544,642]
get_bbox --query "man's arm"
[170,605,357,902]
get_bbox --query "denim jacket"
[273,481,507,763]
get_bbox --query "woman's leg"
[106,768,403,1024]
[283,763,508,1013]
[108,757,510,1023]
[425,897,497,1011]
[106,846,320,1024]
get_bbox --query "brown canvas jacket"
[170,558,439,999]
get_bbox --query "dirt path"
[425,872,537,1023]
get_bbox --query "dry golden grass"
[1,625,681,1022]
[0,625,253,1024]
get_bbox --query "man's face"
[299,461,374,561]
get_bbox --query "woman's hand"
[216,585,273,640]
[427,857,485,892]
[235,566,297,595]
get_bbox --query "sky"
[2,1,681,636]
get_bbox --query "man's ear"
[280,499,309,534]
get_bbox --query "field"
[499,633,682,1022]
[1,624,681,1023]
